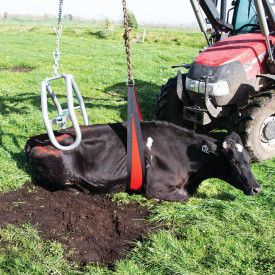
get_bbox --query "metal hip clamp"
[41,74,89,151]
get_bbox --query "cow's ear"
[225,131,243,145]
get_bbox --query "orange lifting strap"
[126,83,145,191]
[122,0,145,192]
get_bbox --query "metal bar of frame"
[46,82,63,116]
[71,77,89,125]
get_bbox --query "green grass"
[0,21,274,274]
[0,225,75,274]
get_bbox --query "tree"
[128,11,138,29]
[96,17,114,39]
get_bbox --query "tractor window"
[233,0,258,33]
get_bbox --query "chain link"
[53,0,64,76]
[122,0,134,84]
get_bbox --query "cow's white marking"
[202,145,210,154]
[223,141,228,149]
[235,143,243,153]
[146,137,154,168]
[146,137,153,151]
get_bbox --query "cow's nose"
[252,187,261,194]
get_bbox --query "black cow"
[25,121,261,202]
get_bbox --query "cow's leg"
[64,181,92,195]
[145,173,189,202]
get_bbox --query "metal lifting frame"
[41,74,89,151]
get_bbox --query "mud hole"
[0,183,153,266]
[0,66,34,72]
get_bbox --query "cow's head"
[218,132,261,195]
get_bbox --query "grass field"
[0,20,274,274]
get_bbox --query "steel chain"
[122,0,134,84]
[53,0,64,76]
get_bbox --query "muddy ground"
[0,183,153,266]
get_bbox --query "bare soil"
[0,183,152,266]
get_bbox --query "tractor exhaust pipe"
[254,0,274,62]
[190,0,210,46]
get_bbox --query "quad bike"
[156,0,275,161]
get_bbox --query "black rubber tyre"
[237,92,275,161]
[156,77,191,128]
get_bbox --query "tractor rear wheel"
[237,92,275,161]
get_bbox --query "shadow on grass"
[102,80,160,121]
[0,93,40,115]
[195,191,236,201]
[0,131,32,178]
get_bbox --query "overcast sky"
[0,0,197,26]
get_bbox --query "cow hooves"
[64,187,80,195]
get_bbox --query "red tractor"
[156,0,275,161]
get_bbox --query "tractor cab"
[197,0,274,41]
[233,0,260,33]
[157,0,275,161]
[233,0,275,33]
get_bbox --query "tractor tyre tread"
[156,76,191,128]
[237,92,275,161]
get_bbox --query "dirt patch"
[0,66,34,73]
[0,183,152,266]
